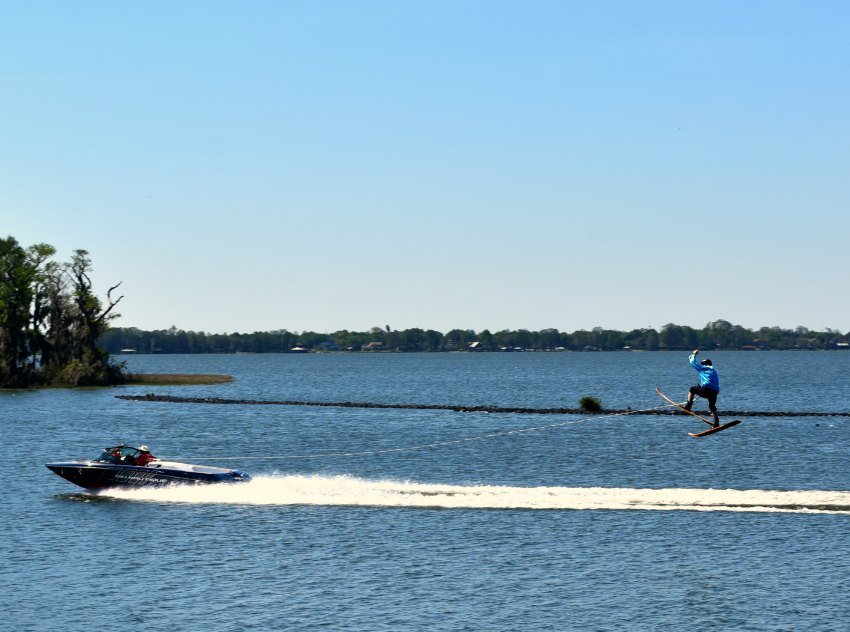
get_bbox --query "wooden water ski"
[655,387,713,426]
[655,387,741,437]
[687,419,741,437]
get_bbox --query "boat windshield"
[94,446,141,464]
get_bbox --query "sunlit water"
[4,351,850,630]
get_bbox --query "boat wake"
[90,475,850,514]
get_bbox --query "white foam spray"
[96,475,850,514]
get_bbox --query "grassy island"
[124,373,234,386]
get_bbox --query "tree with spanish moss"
[0,236,125,387]
[0,237,42,385]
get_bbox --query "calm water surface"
[3,351,849,631]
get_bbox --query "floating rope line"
[159,403,674,462]
[116,393,850,417]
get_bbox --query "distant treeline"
[101,320,849,354]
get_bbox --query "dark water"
[4,351,850,631]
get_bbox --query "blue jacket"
[689,353,719,391]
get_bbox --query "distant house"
[362,341,385,351]
[467,341,481,351]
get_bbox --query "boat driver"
[136,445,156,466]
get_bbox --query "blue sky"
[2,1,848,334]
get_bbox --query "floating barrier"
[116,394,848,417]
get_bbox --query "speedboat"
[46,444,251,490]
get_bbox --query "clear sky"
[2,1,848,335]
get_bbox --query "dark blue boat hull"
[46,462,251,490]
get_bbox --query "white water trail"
[96,475,850,514]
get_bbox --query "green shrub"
[579,396,602,412]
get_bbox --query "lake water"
[3,351,850,631]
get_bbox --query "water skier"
[682,349,721,427]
